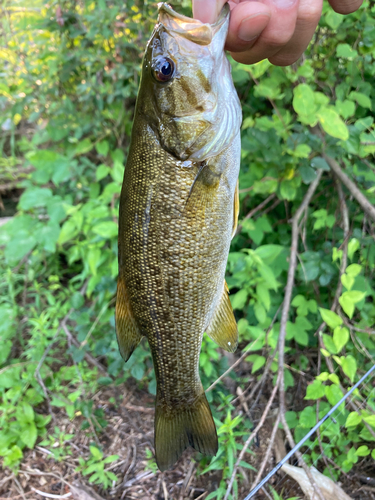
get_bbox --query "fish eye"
[152,57,175,83]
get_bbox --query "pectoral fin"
[115,275,142,362]
[232,180,239,239]
[205,282,238,353]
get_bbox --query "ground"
[1,369,375,500]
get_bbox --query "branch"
[249,413,280,491]
[323,153,375,222]
[224,375,280,500]
[278,170,325,500]
[235,194,275,236]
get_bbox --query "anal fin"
[115,275,142,362]
[205,282,238,353]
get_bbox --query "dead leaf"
[281,463,353,500]
[70,481,106,500]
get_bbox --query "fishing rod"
[244,363,375,500]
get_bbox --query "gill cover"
[140,3,242,161]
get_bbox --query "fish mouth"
[157,2,229,45]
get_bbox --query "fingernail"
[238,13,271,42]
[193,0,220,24]
[271,0,298,8]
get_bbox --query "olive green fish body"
[116,3,242,471]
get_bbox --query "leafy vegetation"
[1,0,375,498]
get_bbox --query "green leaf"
[254,245,284,264]
[341,355,357,383]
[339,291,366,319]
[230,289,248,310]
[319,308,343,329]
[87,247,101,276]
[335,99,355,119]
[74,138,93,156]
[20,423,37,449]
[341,273,355,291]
[325,10,343,29]
[356,445,370,457]
[92,221,118,239]
[96,164,110,181]
[90,445,103,460]
[310,157,330,171]
[348,239,360,260]
[346,264,362,277]
[333,326,349,353]
[251,356,266,374]
[256,283,270,310]
[254,302,266,323]
[280,179,297,200]
[349,91,372,109]
[345,411,362,427]
[131,364,144,380]
[322,334,338,355]
[305,379,325,400]
[363,415,375,428]
[299,406,316,429]
[325,385,344,406]
[317,108,349,141]
[293,84,317,116]
[96,140,109,156]
[336,43,358,59]
[19,188,53,210]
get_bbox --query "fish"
[115,2,242,472]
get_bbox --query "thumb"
[192,0,228,24]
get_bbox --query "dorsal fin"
[232,180,239,239]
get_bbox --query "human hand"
[192,0,363,66]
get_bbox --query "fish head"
[139,2,242,162]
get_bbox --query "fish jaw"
[136,3,242,162]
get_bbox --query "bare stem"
[278,170,324,500]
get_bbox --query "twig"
[235,194,276,236]
[223,374,280,500]
[30,488,72,499]
[62,323,109,375]
[322,153,375,222]
[249,413,280,491]
[278,170,325,500]
[206,334,265,393]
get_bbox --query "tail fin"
[155,392,218,471]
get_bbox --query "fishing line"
[269,366,375,494]
[243,363,375,500]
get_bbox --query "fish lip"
[157,2,229,27]
[157,2,230,45]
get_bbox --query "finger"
[269,0,323,66]
[327,0,363,14]
[225,2,272,49]
[227,0,300,65]
[192,0,227,24]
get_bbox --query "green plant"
[76,445,119,488]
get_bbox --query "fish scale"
[116,3,242,471]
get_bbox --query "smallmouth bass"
[116,3,242,471]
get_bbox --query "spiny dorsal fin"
[205,282,238,353]
[115,275,143,362]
